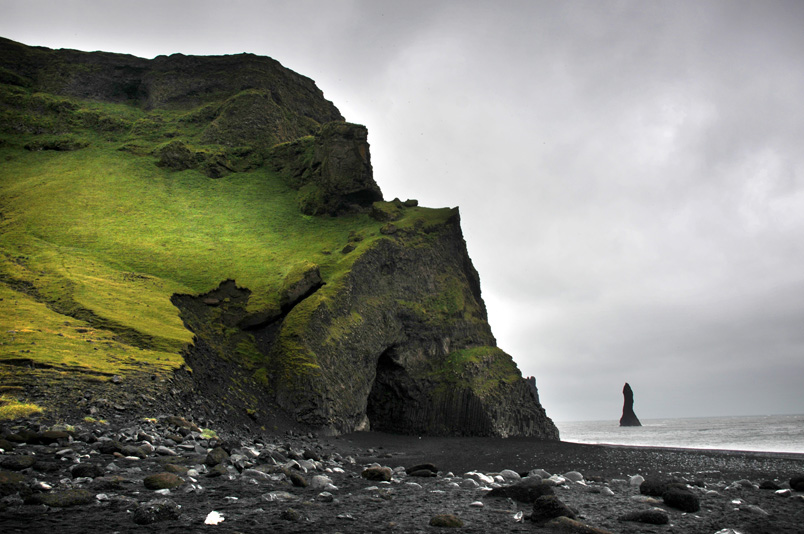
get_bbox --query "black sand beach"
[2,418,804,533]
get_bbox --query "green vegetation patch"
[0,394,43,420]
[428,346,522,398]
[0,80,457,386]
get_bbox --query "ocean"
[556,414,804,454]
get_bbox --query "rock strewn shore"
[1,418,803,533]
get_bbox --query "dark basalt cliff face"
[0,37,558,439]
[620,382,642,427]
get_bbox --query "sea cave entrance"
[366,348,417,433]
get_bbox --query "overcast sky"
[3,0,804,422]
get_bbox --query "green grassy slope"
[0,81,450,388]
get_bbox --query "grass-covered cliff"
[0,37,558,439]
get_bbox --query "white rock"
[154,488,171,495]
[298,459,317,472]
[713,530,744,534]
[493,475,505,484]
[629,475,645,486]
[741,504,769,516]
[563,471,584,483]
[155,446,177,456]
[460,478,479,489]
[469,501,484,508]
[204,511,225,525]
[405,482,423,489]
[499,469,521,482]
[317,491,334,502]
[241,468,271,481]
[465,471,494,485]
[364,486,379,491]
[262,491,295,502]
[631,495,661,504]
[447,482,460,488]
[529,469,551,479]
[547,475,567,486]
[775,489,792,497]
[600,487,615,496]
[310,475,333,490]
[242,447,260,459]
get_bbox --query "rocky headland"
[0,36,555,440]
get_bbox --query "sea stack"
[619,382,642,427]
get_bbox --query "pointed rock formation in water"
[619,382,642,426]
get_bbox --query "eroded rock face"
[172,210,558,439]
[0,37,342,128]
[620,382,642,427]
[271,122,383,215]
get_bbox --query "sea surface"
[557,414,804,454]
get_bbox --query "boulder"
[361,466,392,481]
[662,487,700,512]
[486,478,554,503]
[205,446,229,466]
[132,498,181,525]
[143,472,184,490]
[71,464,105,479]
[531,495,576,524]
[406,463,438,477]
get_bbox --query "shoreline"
[330,432,804,482]
[570,441,804,461]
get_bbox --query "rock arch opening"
[366,348,418,433]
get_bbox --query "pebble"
[311,474,334,489]
[563,471,584,483]
[499,469,521,482]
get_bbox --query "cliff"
[0,37,558,439]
